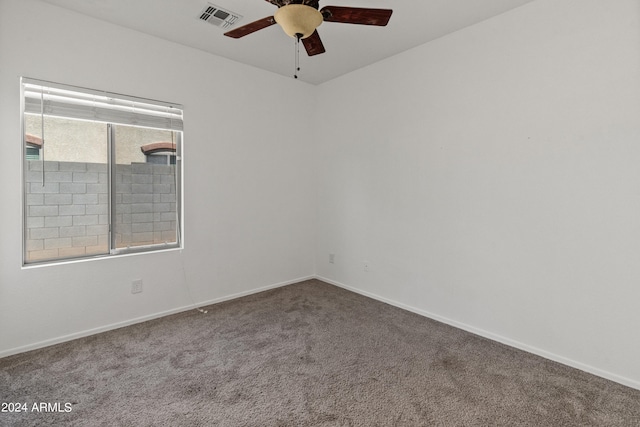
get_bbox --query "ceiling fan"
[224,0,393,56]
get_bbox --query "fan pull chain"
[294,33,301,79]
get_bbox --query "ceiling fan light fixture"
[274,4,323,39]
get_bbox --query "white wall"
[0,0,315,356]
[315,0,640,388]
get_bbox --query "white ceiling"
[41,0,537,85]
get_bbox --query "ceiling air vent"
[198,3,242,29]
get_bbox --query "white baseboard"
[315,275,640,392]
[0,275,315,359]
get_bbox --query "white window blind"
[22,78,183,131]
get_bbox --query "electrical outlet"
[364,261,370,272]
[131,279,143,294]
[329,253,335,264]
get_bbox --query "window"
[25,146,41,160]
[141,142,177,165]
[25,134,42,160]
[22,78,183,265]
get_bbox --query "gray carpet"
[1,279,639,426]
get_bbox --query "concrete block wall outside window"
[25,160,177,262]
[115,162,177,248]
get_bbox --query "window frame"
[21,77,184,266]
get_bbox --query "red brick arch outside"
[25,133,43,148]
[140,141,176,155]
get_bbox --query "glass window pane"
[112,125,179,250]
[24,115,109,263]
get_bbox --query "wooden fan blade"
[321,6,392,26]
[302,30,326,56]
[224,16,276,38]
